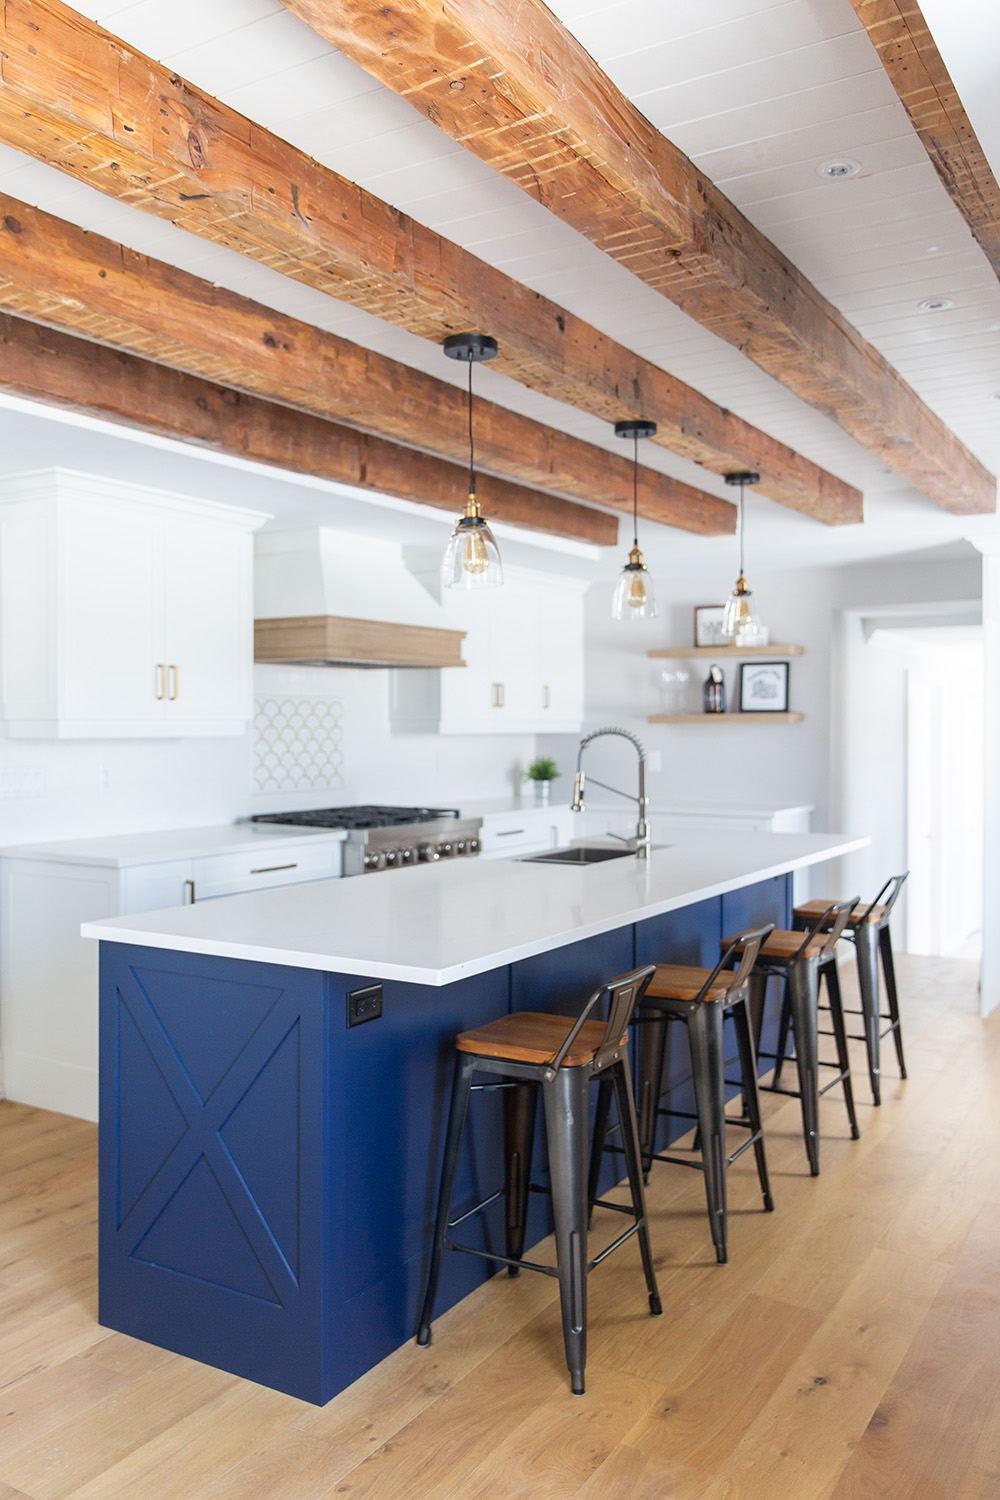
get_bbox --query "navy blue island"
[83,826,865,1404]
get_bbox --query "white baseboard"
[3,1051,98,1122]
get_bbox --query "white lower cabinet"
[0,469,268,737]
[0,832,343,1122]
[391,566,587,735]
[479,806,573,858]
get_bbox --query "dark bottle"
[703,665,726,714]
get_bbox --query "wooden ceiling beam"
[0,194,735,535]
[0,313,618,545]
[275,0,996,516]
[0,0,857,524]
[847,0,1000,279]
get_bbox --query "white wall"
[0,663,534,846]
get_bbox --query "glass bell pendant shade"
[611,545,657,620]
[722,573,760,638]
[441,499,503,590]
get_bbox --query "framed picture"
[739,661,789,713]
[694,604,728,648]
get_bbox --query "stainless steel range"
[251,805,483,875]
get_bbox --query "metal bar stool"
[730,900,861,1177]
[590,925,774,1266]
[793,873,908,1106]
[416,966,660,1396]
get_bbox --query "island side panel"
[99,941,511,1405]
[99,943,330,1404]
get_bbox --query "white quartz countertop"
[82,826,867,985]
[1,822,348,867]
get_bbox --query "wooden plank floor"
[0,953,995,1499]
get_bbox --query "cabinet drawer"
[191,840,343,899]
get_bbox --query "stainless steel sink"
[519,845,635,865]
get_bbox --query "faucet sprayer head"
[571,771,585,812]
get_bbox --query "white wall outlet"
[0,766,46,799]
[647,750,663,773]
[98,765,113,795]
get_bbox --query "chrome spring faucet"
[570,726,651,859]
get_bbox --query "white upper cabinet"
[0,470,269,738]
[391,565,588,735]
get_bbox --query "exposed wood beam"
[0,196,735,535]
[275,0,996,517]
[0,0,857,524]
[0,313,618,545]
[848,0,1000,279]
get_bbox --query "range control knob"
[384,850,398,867]
[399,847,415,864]
[456,840,467,855]
[418,843,440,862]
[468,837,481,854]
[363,851,385,872]
[438,842,453,857]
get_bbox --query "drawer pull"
[495,828,525,838]
[183,879,195,904]
[155,663,166,701]
[250,862,298,875]
[168,664,179,701]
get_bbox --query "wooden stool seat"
[794,899,886,927]
[456,1013,622,1068]
[646,964,732,1002]
[723,929,825,962]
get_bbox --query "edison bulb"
[626,570,648,609]
[462,528,490,574]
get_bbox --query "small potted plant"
[524,756,560,803]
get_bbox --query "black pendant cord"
[632,434,639,549]
[738,477,746,576]
[467,358,476,502]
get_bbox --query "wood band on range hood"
[254,615,466,668]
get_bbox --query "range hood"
[254,529,465,668]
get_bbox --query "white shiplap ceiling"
[0,0,996,577]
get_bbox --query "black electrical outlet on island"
[347,984,383,1028]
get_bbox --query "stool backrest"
[547,964,657,1074]
[863,872,908,923]
[702,923,775,1004]
[797,897,859,959]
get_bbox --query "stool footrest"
[589,1221,643,1270]
[445,1240,558,1279]
[447,1188,504,1229]
[591,1197,640,1217]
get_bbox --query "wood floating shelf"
[648,712,805,724]
[648,644,804,658]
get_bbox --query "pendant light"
[441,332,503,590]
[611,419,657,620]
[722,470,762,640]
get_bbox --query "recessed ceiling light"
[817,158,861,179]
[917,297,955,312]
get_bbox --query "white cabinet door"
[161,518,253,730]
[439,589,501,731]
[60,498,163,727]
[539,583,585,731]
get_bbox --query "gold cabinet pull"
[183,879,195,904]
[168,664,179,701]
[543,684,550,709]
[492,681,505,708]
[250,863,298,875]
[155,663,166,701]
